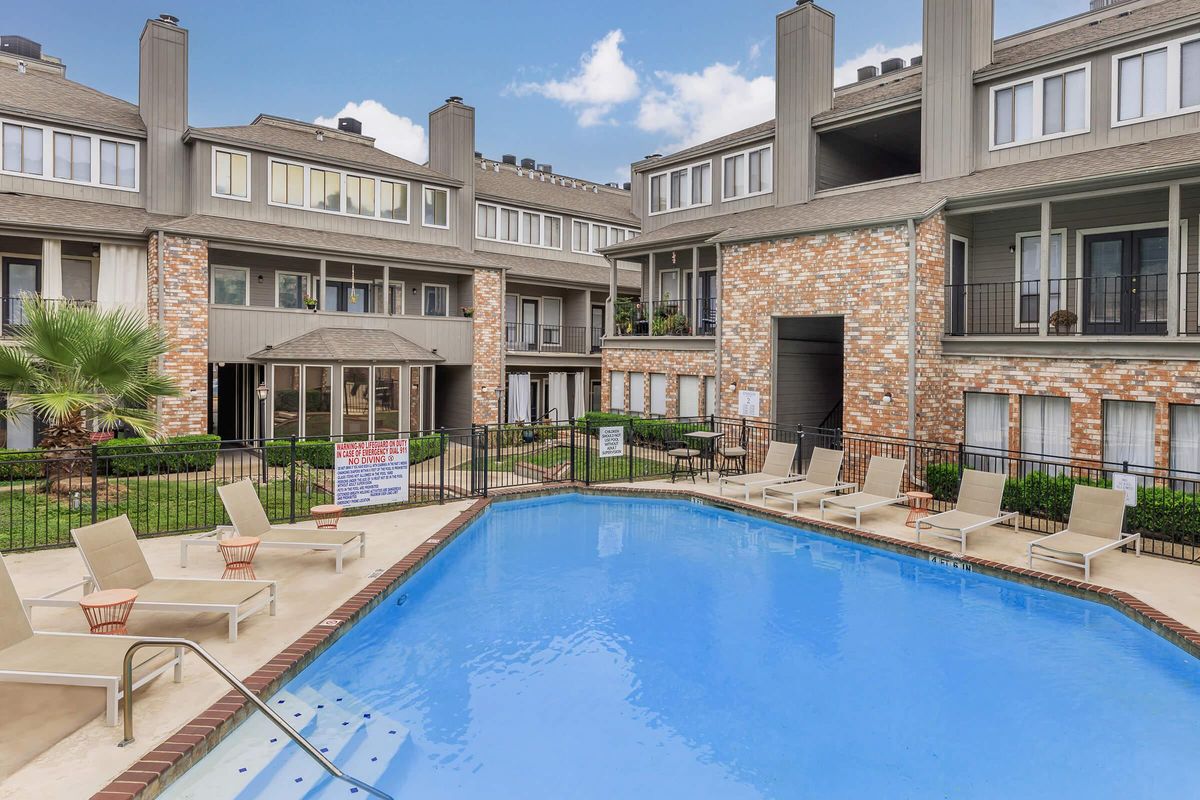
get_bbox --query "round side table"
[905,491,934,528]
[79,588,138,635]
[311,504,345,529]
[219,536,261,580]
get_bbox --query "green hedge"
[489,424,558,449]
[574,414,708,446]
[0,448,45,480]
[925,462,960,502]
[99,434,222,476]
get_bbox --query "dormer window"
[991,64,1089,149]
[2,123,42,175]
[423,186,449,228]
[54,132,90,182]
[722,145,772,200]
[99,139,136,188]
[1113,35,1200,126]
[1,118,138,190]
[648,159,711,215]
[212,147,249,200]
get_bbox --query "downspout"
[155,229,165,423]
[906,218,918,441]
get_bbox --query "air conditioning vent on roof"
[857,65,878,82]
[520,158,535,169]
[502,154,517,165]
[909,55,923,67]
[880,57,904,74]
[338,117,362,135]
[0,35,41,60]
[537,163,553,173]
[623,182,631,191]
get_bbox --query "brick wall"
[600,347,717,416]
[471,268,504,423]
[146,233,209,437]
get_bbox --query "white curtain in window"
[650,373,667,417]
[1172,405,1200,479]
[1021,396,1070,475]
[1103,400,1155,470]
[678,376,700,418]
[965,393,1009,472]
[610,371,626,410]
[507,373,531,423]
[547,372,569,422]
[573,372,587,419]
[630,373,645,414]
[98,243,147,316]
[704,377,716,416]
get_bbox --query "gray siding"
[139,20,189,215]
[775,3,833,206]
[922,0,993,182]
[474,210,627,265]
[428,102,475,251]
[0,167,145,207]
[635,141,776,233]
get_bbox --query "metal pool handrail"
[119,637,395,800]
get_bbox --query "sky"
[8,0,1090,183]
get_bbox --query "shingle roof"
[187,118,454,184]
[606,132,1200,251]
[160,214,500,269]
[0,62,144,134]
[474,164,637,224]
[819,72,923,120]
[248,327,443,362]
[633,121,776,172]
[481,249,640,290]
[0,193,174,236]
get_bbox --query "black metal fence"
[2,417,1198,563]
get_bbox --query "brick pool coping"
[94,484,1200,799]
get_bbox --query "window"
[703,376,716,416]
[272,365,301,437]
[1015,231,1064,325]
[346,175,376,217]
[1114,35,1200,125]
[99,139,136,188]
[991,65,1088,148]
[572,221,589,253]
[374,366,402,436]
[722,145,772,200]
[1103,399,1155,472]
[522,212,541,246]
[324,280,372,313]
[1170,404,1200,480]
[591,224,609,252]
[629,372,645,414]
[422,283,448,316]
[679,375,699,418]
[271,160,304,206]
[54,132,90,182]
[542,297,562,346]
[571,221,638,254]
[1021,395,1070,473]
[477,204,498,239]
[610,370,626,411]
[500,208,519,242]
[213,148,249,199]
[304,365,332,437]
[380,180,408,221]
[211,266,248,305]
[423,186,449,227]
[649,373,667,416]
[303,168,337,211]
[647,159,712,214]
[964,392,1009,472]
[545,216,562,248]
[276,271,309,309]
[342,366,371,436]
[2,123,42,175]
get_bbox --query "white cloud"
[314,100,427,162]
[636,62,774,152]
[833,42,922,87]
[512,30,640,127]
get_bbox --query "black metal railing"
[2,295,96,335]
[1182,271,1199,335]
[613,298,718,337]
[504,323,590,354]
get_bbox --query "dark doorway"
[774,316,844,431]
[948,237,967,336]
[213,363,252,442]
[591,304,605,352]
[1082,228,1168,335]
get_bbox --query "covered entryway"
[773,316,844,430]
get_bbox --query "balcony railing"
[613,298,717,337]
[944,274,1176,337]
[504,323,591,354]
[2,295,96,335]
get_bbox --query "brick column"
[471,268,504,424]
[146,233,209,437]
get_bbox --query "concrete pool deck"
[4,481,1200,799]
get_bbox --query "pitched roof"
[0,61,144,134]
[249,327,443,362]
[474,164,637,224]
[186,117,454,184]
[605,131,1200,251]
[633,121,776,171]
[0,193,174,236]
[481,249,640,290]
[819,72,923,121]
[159,214,499,269]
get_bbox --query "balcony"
[504,323,592,355]
[613,298,717,338]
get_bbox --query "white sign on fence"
[598,426,625,458]
[737,390,761,418]
[1112,472,1139,507]
[334,439,410,508]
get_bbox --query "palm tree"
[0,298,179,487]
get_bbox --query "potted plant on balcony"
[303,293,318,311]
[1049,308,1077,333]
[461,306,475,318]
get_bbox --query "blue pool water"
[163,494,1200,799]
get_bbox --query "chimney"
[775,1,834,206]
[139,15,188,215]
[856,65,878,82]
[337,117,362,135]
[428,96,475,249]
[922,0,993,181]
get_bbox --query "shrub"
[489,423,559,449]
[99,434,221,475]
[410,434,445,465]
[631,419,707,445]
[575,412,633,430]
[0,448,45,480]
[924,462,960,502]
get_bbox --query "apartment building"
[602,0,1200,475]
[0,16,639,449]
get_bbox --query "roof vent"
[909,55,923,67]
[0,35,42,60]
[880,57,904,74]
[445,95,464,104]
[315,131,324,142]
[520,158,536,169]
[473,151,482,158]
[338,117,362,135]
[501,154,517,165]
[537,163,553,173]
[623,182,631,191]
[158,13,180,25]
[16,60,25,74]
[645,153,663,160]
[857,65,878,82]
[606,182,619,188]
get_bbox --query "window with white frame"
[572,220,589,253]
[1021,395,1070,470]
[499,208,519,242]
[99,139,136,188]
[422,283,449,316]
[423,186,449,227]
[722,144,772,200]
[309,167,341,211]
[276,271,310,310]
[571,220,639,255]
[647,160,711,214]
[545,216,562,248]
[271,160,305,206]
[346,175,376,217]
[54,132,91,182]
[1,118,139,190]
[610,370,626,410]
[629,372,645,414]
[267,156,418,224]
[1015,230,1064,325]
[991,65,1089,148]
[1103,399,1155,472]
[211,266,249,306]
[1170,404,1200,480]
[2,122,42,175]
[678,375,699,418]
[476,202,562,249]
[649,373,667,416]
[380,180,408,221]
[212,147,249,199]
[1114,35,1200,125]
[964,392,1009,472]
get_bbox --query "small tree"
[0,298,179,487]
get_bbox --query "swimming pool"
[162,493,1200,798]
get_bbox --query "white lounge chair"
[1027,484,1140,581]
[0,553,184,725]
[23,516,276,643]
[820,455,907,529]
[762,447,855,513]
[718,441,799,500]
[915,468,1018,553]
[180,480,367,574]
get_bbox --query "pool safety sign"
[1112,473,1139,507]
[334,439,410,508]
[738,390,761,418]
[598,426,625,458]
